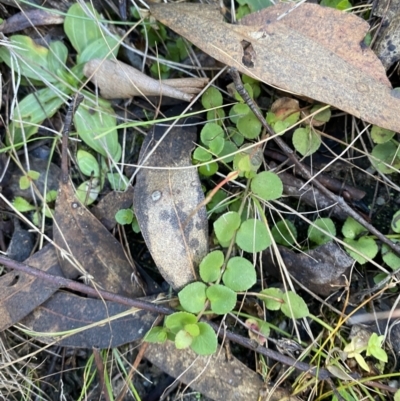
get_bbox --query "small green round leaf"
[144,327,167,343]
[382,242,400,270]
[206,189,228,214]
[258,288,284,311]
[200,123,225,154]
[207,108,226,124]
[201,87,223,109]
[271,220,297,246]
[75,179,100,205]
[219,140,238,163]
[198,161,218,176]
[237,112,262,139]
[307,218,336,245]
[184,323,200,338]
[229,103,250,124]
[200,250,224,283]
[193,146,212,162]
[206,284,237,314]
[310,105,331,123]
[190,322,218,355]
[371,125,395,144]
[175,329,193,349]
[165,312,197,334]
[292,127,321,156]
[391,210,400,233]
[251,171,283,201]
[281,291,309,319]
[223,256,256,291]
[236,219,271,252]
[115,209,133,225]
[213,211,241,244]
[178,282,207,313]
[344,237,379,265]
[342,217,366,239]
[371,142,400,174]
[77,149,100,177]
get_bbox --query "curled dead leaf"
[83,58,209,101]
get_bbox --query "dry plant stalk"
[84,58,209,101]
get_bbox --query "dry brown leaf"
[150,2,400,132]
[145,342,299,401]
[83,58,209,101]
[133,114,208,290]
[0,245,61,331]
[21,291,157,348]
[53,180,144,298]
[264,242,353,296]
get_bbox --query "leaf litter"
[150,1,400,132]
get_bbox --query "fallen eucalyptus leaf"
[83,59,209,101]
[145,342,299,401]
[150,2,400,132]
[53,180,144,298]
[133,114,208,290]
[264,242,353,296]
[0,245,61,331]
[21,291,157,348]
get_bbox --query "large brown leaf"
[145,342,299,401]
[21,291,157,348]
[150,2,400,132]
[53,181,144,298]
[133,116,208,290]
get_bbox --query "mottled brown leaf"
[0,245,61,331]
[150,2,400,132]
[53,180,144,298]
[145,342,298,401]
[133,117,208,290]
[21,291,157,348]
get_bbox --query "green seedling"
[19,170,40,190]
[343,332,387,372]
[115,208,140,233]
